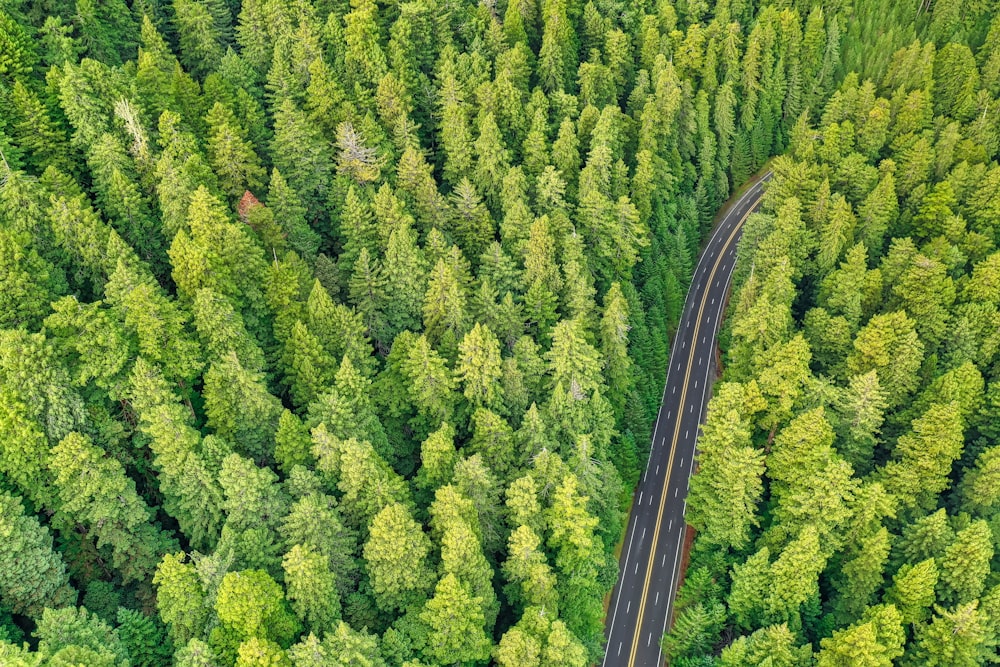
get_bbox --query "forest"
[0,0,998,664]
[671,14,1000,667]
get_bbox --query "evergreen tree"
[456,322,504,410]
[203,352,282,461]
[282,544,341,635]
[270,99,332,221]
[205,102,265,198]
[0,491,76,617]
[420,573,493,665]
[51,432,175,585]
[173,0,230,76]
[281,321,337,409]
[363,502,434,613]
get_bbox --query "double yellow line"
[626,183,763,667]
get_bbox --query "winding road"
[602,173,771,667]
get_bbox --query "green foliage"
[51,432,176,585]
[35,606,130,666]
[420,573,493,665]
[363,502,434,613]
[115,608,173,667]
[2,0,999,664]
[215,569,300,646]
[686,25,1000,665]
[0,491,75,617]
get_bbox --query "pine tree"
[661,601,728,664]
[401,334,457,424]
[169,186,268,320]
[287,622,387,667]
[281,321,337,409]
[381,221,427,338]
[456,323,505,410]
[546,319,604,397]
[937,520,994,607]
[816,605,905,667]
[282,544,341,635]
[0,228,62,331]
[343,0,387,89]
[267,169,320,260]
[910,602,995,667]
[348,248,391,352]
[959,445,1000,516]
[765,526,825,625]
[279,492,359,602]
[502,525,559,614]
[886,559,938,625]
[396,145,450,232]
[34,606,130,665]
[449,179,496,262]
[600,282,633,418]
[203,352,282,461]
[270,99,332,221]
[173,0,232,77]
[431,485,499,626]
[174,639,221,667]
[128,359,225,552]
[192,288,267,372]
[9,80,72,174]
[215,569,299,645]
[338,186,377,282]
[50,432,175,585]
[437,69,475,187]
[235,638,291,667]
[880,403,964,514]
[422,258,471,355]
[0,491,76,617]
[420,573,493,665]
[218,453,290,537]
[687,406,765,551]
[335,122,382,185]
[305,280,376,377]
[846,311,923,408]
[473,112,512,210]
[830,527,891,624]
[363,502,434,613]
[205,102,265,198]
[319,435,410,531]
[115,608,174,667]
[154,553,209,646]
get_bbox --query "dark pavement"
[601,174,770,667]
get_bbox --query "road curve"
[602,173,771,667]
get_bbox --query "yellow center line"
[626,187,762,667]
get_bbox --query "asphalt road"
[601,173,771,667]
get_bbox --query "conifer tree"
[51,432,176,585]
[270,99,332,221]
[203,352,282,461]
[173,0,231,76]
[282,544,341,635]
[0,491,76,617]
[420,574,493,665]
[267,169,320,260]
[910,602,995,667]
[456,322,505,410]
[281,321,337,409]
[363,502,434,613]
[206,102,265,198]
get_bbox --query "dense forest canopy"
[671,15,1000,667]
[0,0,999,664]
